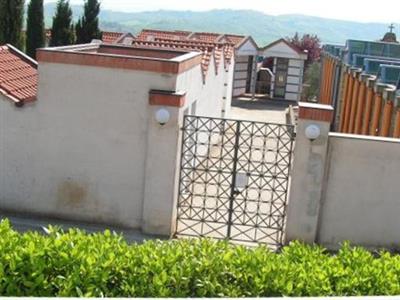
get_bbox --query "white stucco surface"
[0,63,177,229]
[317,134,400,248]
[0,47,235,236]
[176,54,231,119]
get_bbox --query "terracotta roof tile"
[137,29,191,41]
[222,34,246,46]
[137,29,246,47]
[130,37,234,79]
[101,31,125,44]
[189,32,222,43]
[0,45,38,103]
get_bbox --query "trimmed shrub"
[1,219,400,297]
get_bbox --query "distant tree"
[75,0,101,44]
[301,62,321,102]
[287,33,322,66]
[26,0,45,59]
[50,0,75,46]
[0,0,25,49]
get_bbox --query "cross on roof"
[389,23,395,33]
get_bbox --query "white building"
[0,42,234,235]
[0,31,307,236]
[257,39,308,102]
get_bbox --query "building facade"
[0,42,233,235]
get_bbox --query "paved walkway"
[229,97,295,124]
[0,213,164,243]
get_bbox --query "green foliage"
[75,0,101,44]
[0,0,25,49]
[302,62,321,101]
[287,32,321,66]
[26,0,45,59]
[1,219,400,297]
[50,0,74,46]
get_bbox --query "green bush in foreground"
[1,219,400,297]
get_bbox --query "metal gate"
[175,115,295,249]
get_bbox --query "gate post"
[285,102,334,244]
[142,91,186,236]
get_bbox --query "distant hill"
[43,3,395,45]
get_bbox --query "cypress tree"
[26,0,45,59]
[75,0,101,44]
[0,0,25,49]
[50,0,75,46]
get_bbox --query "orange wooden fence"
[319,54,400,139]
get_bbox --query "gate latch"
[235,172,249,190]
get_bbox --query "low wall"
[286,102,400,250]
[317,133,400,249]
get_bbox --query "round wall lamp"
[155,108,170,126]
[305,124,321,141]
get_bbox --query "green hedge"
[1,219,400,297]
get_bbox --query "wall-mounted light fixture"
[155,108,170,126]
[305,124,321,141]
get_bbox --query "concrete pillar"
[285,102,334,244]
[270,57,277,99]
[250,55,258,100]
[142,90,186,236]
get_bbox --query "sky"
[44,0,400,23]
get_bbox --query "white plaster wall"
[317,134,400,249]
[286,84,300,93]
[236,39,258,56]
[0,63,176,229]
[285,93,299,101]
[287,76,301,85]
[224,58,235,117]
[176,54,228,119]
[283,60,304,101]
[233,55,250,96]
[288,67,301,76]
[289,59,303,68]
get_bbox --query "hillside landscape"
[43,3,397,45]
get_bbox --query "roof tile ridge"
[6,44,38,68]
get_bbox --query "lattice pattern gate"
[175,115,295,249]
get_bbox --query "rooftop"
[101,31,125,44]
[123,39,234,78]
[37,43,202,75]
[136,28,247,48]
[101,31,136,44]
[0,44,38,104]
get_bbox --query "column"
[285,102,334,244]
[142,90,186,236]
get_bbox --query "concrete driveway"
[229,98,294,124]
